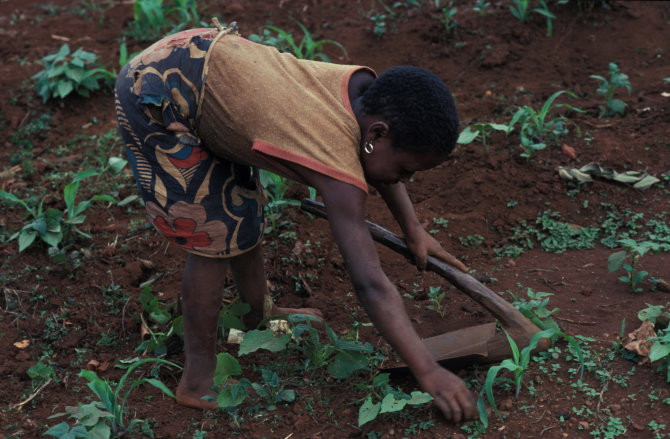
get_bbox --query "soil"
[1,1,669,438]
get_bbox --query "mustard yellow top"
[197,34,375,193]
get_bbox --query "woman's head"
[360,66,459,157]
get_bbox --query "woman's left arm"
[374,182,467,272]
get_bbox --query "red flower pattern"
[153,216,212,250]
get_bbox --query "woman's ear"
[368,120,390,141]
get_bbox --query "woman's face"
[361,136,445,185]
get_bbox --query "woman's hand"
[405,224,467,272]
[415,363,477,423]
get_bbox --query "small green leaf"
[358,395,381,426]
[649,341,670,362]
[380,393,407,413]
[239,329,290,355]
[608,250,627,272]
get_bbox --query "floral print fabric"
[114,27,265,257]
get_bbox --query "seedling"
[251,368,296,410]
[426,286,447,319]
[507,90,582,163]
[590,62,631,116]
[438,3,459,38]
[477,328,584,428]
[509,0,555,36]
[259,170,301,234]
[0,170,115,253]
[45,358,179,437]
[288,314,380,378]
[510,288,560,332]
[370,13,387,38]
[32,44,114,103]
[608,238,660,293]
[358,373,433,427]
[457,122,509,154]
[127,0,201,41]
[256,22,348,62]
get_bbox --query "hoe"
[301,199,550,369]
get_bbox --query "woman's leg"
[176,253,228,409]
[229,244,323,329]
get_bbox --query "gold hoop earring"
[364,142,374,154]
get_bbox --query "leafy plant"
[473,0,491,16]
[32,44,114,103]
[251,368,296,410]
[477,328,583,428]
[590,62,632,116]
[127,0,201,41]
[510,288,560,332]
[212,353,253,408]
[426,286,447,318]
[649,324,670,382]
[507,90,582,163]
[457,122,509,154]
[252,22,348,62]
[370,13,387,38]
[288,314,381,378]
[358,373,433,427]
[438,3,459,38]
[259,170,301,234]
[0,170,115,253]
[136,286,182,357]
[638,303,670,381]
[608,238,660,293]
[45,358,179,437]
[509,0,555,35]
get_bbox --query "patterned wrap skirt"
[114,26,266,258]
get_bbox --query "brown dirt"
[1,1,669,438]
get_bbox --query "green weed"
[507,90,582,163]
[457,122,509,155]
[509,0,556,36]
[127,0,201,41]
[510,288,560,332]
[251,22,347,62]
[608,238,660,293]
[45,358,179,437]
[477,328,583,428]
[0,170,115,253]
[251,369,296,410]
[32,44,114,103]
[358,373,433,427]
[425,286,447,318]
[590,62,631,117]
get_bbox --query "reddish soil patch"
[1,1,669,438]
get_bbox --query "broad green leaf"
[608,250,627,272]
[380,393,407,413]
[328,350,368,378]
[239,329,290,355]
[213,353,241,386]
[649,341,670,362]
[18,229,38,252]
[358,395,381,427]
[457,126,479,144]
[87,421,111,439]
[56,80,74,98]
[407,391,433,405]
[108,156,128,173]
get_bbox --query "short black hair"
[360,66,458,156]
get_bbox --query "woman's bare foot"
[175,377,218,410]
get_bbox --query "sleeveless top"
[197,33,375,193]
